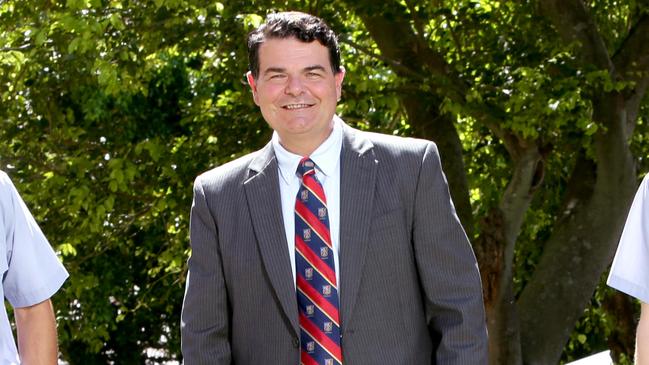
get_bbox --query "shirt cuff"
[7,266,69,308]
[608,274,649,304]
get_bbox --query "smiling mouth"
[283,103,314,110]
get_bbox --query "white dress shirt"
[608,174,649,303]
[272,116,343,288]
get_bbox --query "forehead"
[258,37,330,71]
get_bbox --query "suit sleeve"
[181,176,231,364]
[412,142,488,364]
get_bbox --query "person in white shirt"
[608,174,649,364]
[0,170,68,364]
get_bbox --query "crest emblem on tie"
[324,321,333,333]
[318,207,327,219]
[306,305,315,316]
[301,189,308,201]
[322,285,331,297]
[320,246,328,258]
[303,228,311,241]
[305,267,313,280]
[307,341,315,353]
[325,359,334,365]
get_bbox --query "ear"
[246,71,260,105]
[335,66,345,101]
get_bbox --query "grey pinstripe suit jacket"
[181,123,488,364]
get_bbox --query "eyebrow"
[262,67,286,75]
[304,65,327,73]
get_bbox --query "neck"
[278,127,334,157]
[279,139,323,157]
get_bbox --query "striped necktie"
[295,157,343,365]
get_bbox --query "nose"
[284,75,305,96]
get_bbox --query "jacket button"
[292,337,300,348]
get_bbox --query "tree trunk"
[518,96,637,364]
[475,145,541,365]
[603,291,638,363]
[401,96,474,234]
[346,3,475,233]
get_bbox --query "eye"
[267,73,286,81]
[306,72,321,78]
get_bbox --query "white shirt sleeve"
[1,171,68,308]
[607,174,649,303]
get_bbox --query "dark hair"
[247,11,342,79]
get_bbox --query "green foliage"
[336,25,405,132]
[0,0,267,362]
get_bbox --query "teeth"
[284,104,310,110]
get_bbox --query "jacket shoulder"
[194,149,262,194]
[356,129,436,162]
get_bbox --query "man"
[608,174,649,364]
[181,11,487,364]
[0,170,68,364]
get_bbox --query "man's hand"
[14,299,59,365]
[638,302,649,365]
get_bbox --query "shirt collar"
[273,115,343,184]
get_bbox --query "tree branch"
[613,13,649,82]
[612,13,649,136]
[0,44,32,53]
[345,2,465,97]
[337,35,423,79]
[625,77,649,137]
[537,0,613,71]
[404,0,427,42]
[440,11,468,64]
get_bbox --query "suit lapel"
[243,143,299,336]
[338,124,377,328]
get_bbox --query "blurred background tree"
[1,0,648,364]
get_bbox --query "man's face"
[247,37,344,155]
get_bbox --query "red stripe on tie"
[295,202,332,247]
[300,352,319,365]
[297,275,339,325]
[299,312,343,363]
[303,176,327,205]
[295,236,337,286]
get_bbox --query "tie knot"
[297,157,317,177]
